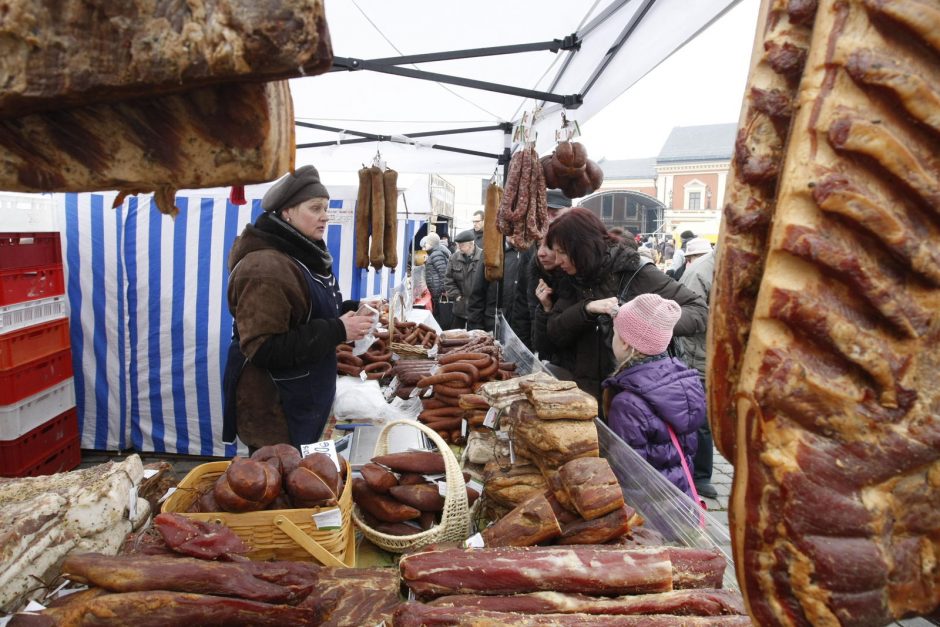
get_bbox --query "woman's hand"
[535,279,554,312]
[586,296,619,316]
[340,311,374,341]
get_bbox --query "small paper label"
[359,369,368,381]
[423,386,434,398]
[429,365,440,376]
[127,486,138,520]
[464,532,485,548]
[428,345,439,358]
[383,378,399,402]
[437,481,448,496]
[142,468,159,479]
[409,386,421,398]
[424,473,446,482]
[158,486,177,504]
[301,440,341,472]
[461,419,468,437]
[483,407,498,428]
[468,479,483,494]
[408,588,416,601]
[312,508,343,530]
[509,440,516,464]
[24,601,46,612]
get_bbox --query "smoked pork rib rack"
[707,0,816,461]
[730,0,940,624]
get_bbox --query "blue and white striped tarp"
[57,190,423,456]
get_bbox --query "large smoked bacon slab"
[428,589,747,617]
[731,0,940,624]
[399,546,726,600]
[707,0,816,461]
[0,81,294,216]
[392,602,754,626]
[0,0,331,118]
[7,590,318,627]
[299,567,402,627]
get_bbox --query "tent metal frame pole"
[580,0,658,98]
[331,36,580,70]
[335,61,584,108]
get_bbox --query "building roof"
[656,123,736,163]
[597,157,657,179]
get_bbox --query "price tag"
[301,440,341,472]
[428,344,439,358]
[423,386,434,398]
[461,419,468,437]
[158,487,177,504]
[312,508,343,530]
[429,365,440,376]
[24,601,47,612]
[437,481,448,496]
[468,479,483,494]
[409,386,421,398]
[464,532,485,548]
[509,440,516,464]
[359,369,368,381]
[424,473,446,482]
[483,407,498,429]
[127,486,138,520]
[142,468,159,479]
[383,376,400,401]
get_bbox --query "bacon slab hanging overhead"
[725,0,940,624]
[0,0,332,119]
[706,0,815,462]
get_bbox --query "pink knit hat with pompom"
[613,293,681,355]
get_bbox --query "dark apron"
[223,257,341,447]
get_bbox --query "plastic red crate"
[0,348,72,405]
[0,318,70,370]
[0,233,62,271]
[0,264,65,307]
[0,408,79,477]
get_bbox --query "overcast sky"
[577,0,760,161]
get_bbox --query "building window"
[688,191,701,210]
[601,195,613,219]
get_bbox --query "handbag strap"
[667,424,704,509]
[615,258,653,303]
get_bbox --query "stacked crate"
[0,232,78,477]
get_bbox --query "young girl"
[602,293,706,500]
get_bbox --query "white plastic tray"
[0,377,75,441]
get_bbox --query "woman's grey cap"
[262,165,329,213]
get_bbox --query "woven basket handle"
[373,419,469,518]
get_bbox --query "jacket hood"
[603,356,703,433]
[229,212,333,274]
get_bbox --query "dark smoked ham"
[393,602,754,626]
[153,513,249,560]
[400,546,675,599]
[428,589,746,616]
[60,553,312,604]
[728,0,940,624]
[480,492,562,547]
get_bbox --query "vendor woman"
[223,166,374,451]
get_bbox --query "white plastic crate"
[0,296,68,336]
[0,377,75,441]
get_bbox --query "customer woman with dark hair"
[534,208,707,400]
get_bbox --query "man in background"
[444,229,481,330]
[674,237,717,499]
[471,210,485,249]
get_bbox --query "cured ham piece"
[400,546,676,599]
[556,503,634,545]
[7,590,318,627]
[299,567,401,627]
[480,493,562,547]
[153,513,249,560]
[393,602,754,626]
[0,0,331,117]
[558,457,624,520]
[428,589,747,617]
[60,553,312,604]
[729,0,940,624]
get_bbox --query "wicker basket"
[353,419,470,552]
[389,292,430,359]
[161,458,355,566]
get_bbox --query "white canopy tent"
[290,0,743,175]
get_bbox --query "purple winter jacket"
[602,355,706,499]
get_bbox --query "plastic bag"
[332,376,411,422]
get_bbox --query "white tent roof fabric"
[292,0,741,174]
